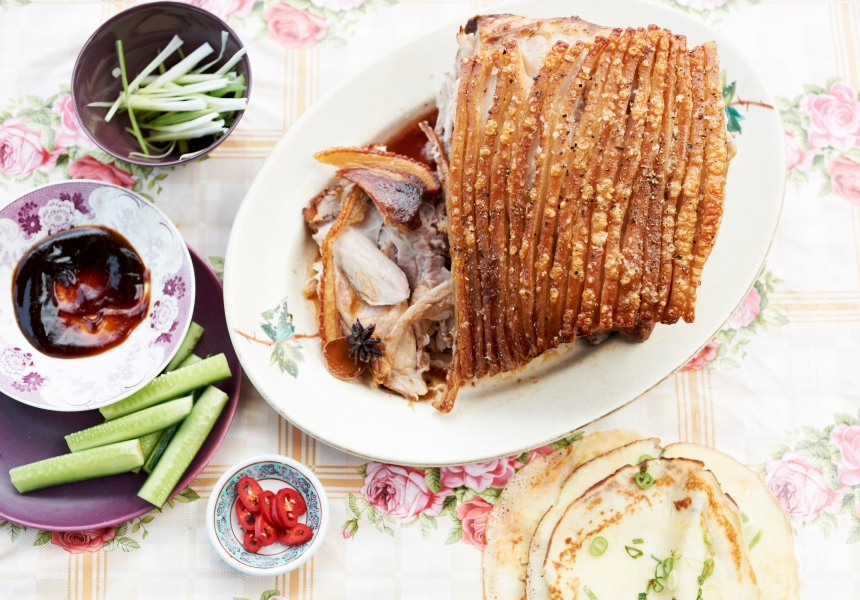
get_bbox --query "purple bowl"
[71,1,251,167]
[0,248,241,531]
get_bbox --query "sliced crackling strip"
[685,41,727,322]
[460,53,493,376]
[516,39,576,353]
[628,28,672,329]
[575,28,645,336]
[435,352,460,413]
[318,187,368,346]
[532,40,590,351]
[615,38,687,328]
[559,29,623,343]
[482,46,519,372]
[544,36,610,347]
[639,34,682,324]
[504,40,574,360]
[665,45,707,324]
[445,56,477,379]
[472,49,508,375]
[419,121,449,189]
[597,27,661,330]
[490,42,529,367]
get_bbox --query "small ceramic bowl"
[71,1,251,167]
[0,180,195,411]
[207,455,329,576]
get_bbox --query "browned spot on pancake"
[674,496,692,511]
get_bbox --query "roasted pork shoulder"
[434,15,730,412]
[305,14,731,413]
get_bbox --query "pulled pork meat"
[304,146,453,401]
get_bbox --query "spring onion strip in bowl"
[91,34,247,159]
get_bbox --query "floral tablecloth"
[1,0,859,598]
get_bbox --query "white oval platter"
[224,0,785,466]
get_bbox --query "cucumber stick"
[142,422,179,474]
[138,386,228,507]
[142,372,208,474]
[67,396,193,452]
[10,440,144,493]
[164,322,204,372]
[100,353,231,420]
[177,353,203,370]
[133,429,166,474]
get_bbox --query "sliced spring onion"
[634,470,655,490]
[91,34,247,158]
[697,557,715,586]
[625,545,643,558]
[194,31,229,74]
[631,538,644,544]
[583,586,599,600]
[589,536,608,556]
[748,528,763,550]
[147,42,213,90]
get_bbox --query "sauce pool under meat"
[386,108,438,162]
[12,225,151,358]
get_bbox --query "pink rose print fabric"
[52,94,93,149]
[681,338,718,371]
[801,81,860,151]
[439,457,518,492]
[831,425,860,485]
[361,462,450,521]
[264,4,328,49]
[68,156,136,189]
[456,498,493,550]
[825,156,860,204]
[725,286,761,329]
[765,451,847,521]
[187,0,254,19]
[50,528,116,554]
[785,131,814,172]
[0,118,61,179]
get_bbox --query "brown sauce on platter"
[12,225,151,358]
[386,109,438,162]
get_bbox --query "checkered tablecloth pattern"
[1,0,860,598]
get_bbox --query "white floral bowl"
[206,455,329,576]
[0,180,194,411]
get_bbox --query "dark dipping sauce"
[12,225,151,358]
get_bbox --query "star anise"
[346,319,383,365]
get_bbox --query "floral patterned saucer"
[0,180,194,411]
[206,455,329,576]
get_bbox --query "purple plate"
[0,248,241,531]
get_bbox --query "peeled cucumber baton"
[138,386,229,507]
[67,396,193,452]
[10,440,144,493]
[100,353,231,420]
[164,322,204,372]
